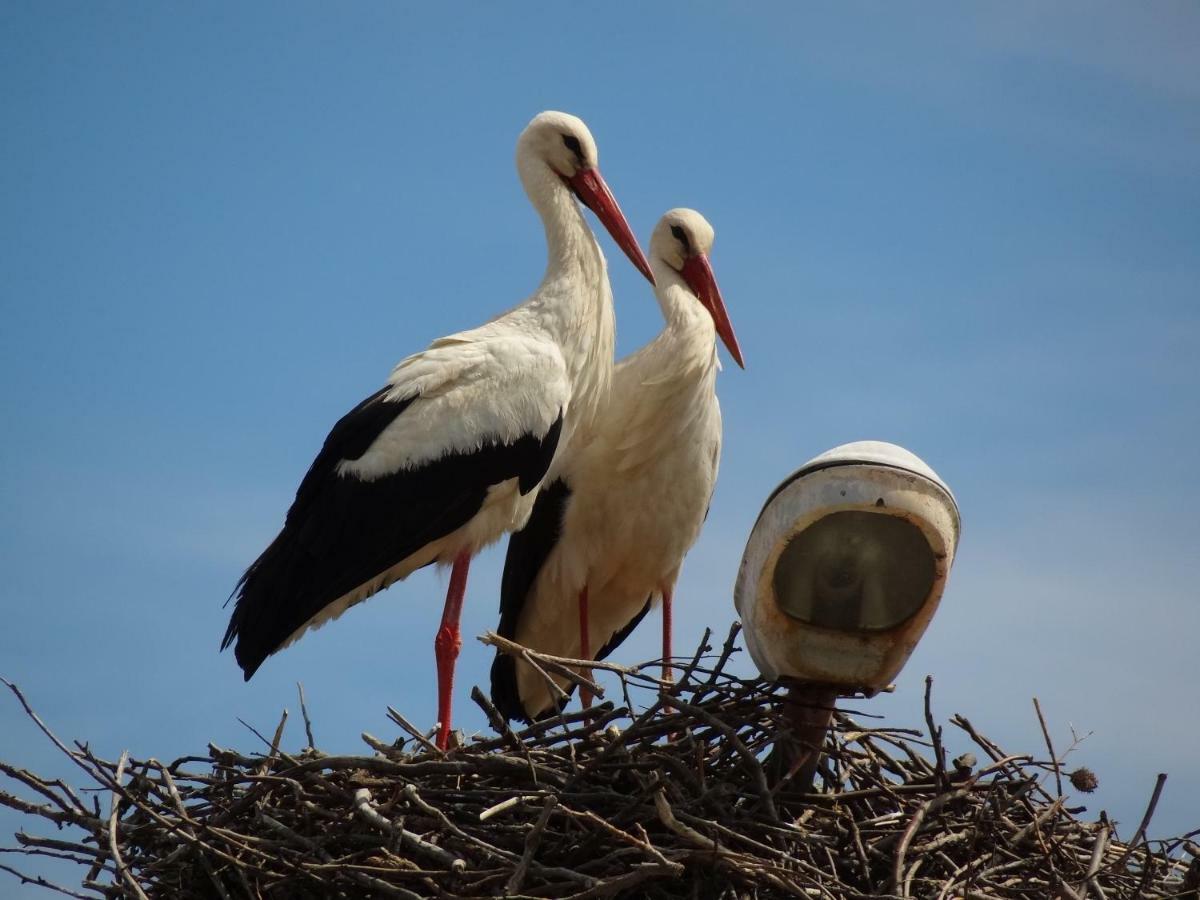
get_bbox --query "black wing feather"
[223,388,563,680]
[595,597,653,661]
[490,478,571,722]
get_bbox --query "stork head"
[518,111,654,284]
[651,209,745,369]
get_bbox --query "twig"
[0,862,96,900]
[662,693,779,822]
[386,706,442,756]
[1033,697,1063,798]
[297,683,316,749]
[505,795,557,894]
[1114,773,1168,870]
[107,752,149,900]
[353,787,465,871]
[925,676,948,792]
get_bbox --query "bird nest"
[2,625,1196,899]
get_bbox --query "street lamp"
[734,441,960,785]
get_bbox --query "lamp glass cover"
[772,511,935,631]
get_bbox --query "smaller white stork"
[222,112,654,750]
[491,208,743,722]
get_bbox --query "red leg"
[578,586,593,710]
[434,549,471,751]
[662,584,674,685]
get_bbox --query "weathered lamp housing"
[735,441,960,694]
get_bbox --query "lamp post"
[734,441,960,787]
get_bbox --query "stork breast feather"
[611,381,707,474]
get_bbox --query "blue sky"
[2,3,1197,887]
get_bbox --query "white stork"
[221,111,654,750]
[491,208,743,721]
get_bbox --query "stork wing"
[222,331,569,679]
[490,477,651,723]
[490,478,572,722]
[595,597,652,661]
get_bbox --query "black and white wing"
[222,330,569,679]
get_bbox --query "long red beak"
[568,167,655,285]
[682,253,745,369]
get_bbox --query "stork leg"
[434,549,471,751]
[578,586,593,710]
[661,584,674,685]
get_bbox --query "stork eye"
[562,135,583,158]
[670,224,691,254]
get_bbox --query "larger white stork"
[491,209,742,721]
[222,112,654,749]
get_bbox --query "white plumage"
[223,111,653,750]
[493,209,744,721]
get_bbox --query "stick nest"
[2,625,1197,899]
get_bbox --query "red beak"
[682,253,745,369]
[568,167,655,285]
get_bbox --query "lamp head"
[734,441,960,693]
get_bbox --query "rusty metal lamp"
[734,441,960,787]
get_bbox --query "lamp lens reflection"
[772,511,935,631]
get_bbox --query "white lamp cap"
[776,441,957,515]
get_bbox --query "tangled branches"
[1,625,1196,898]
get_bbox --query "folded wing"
[223,330,569,679]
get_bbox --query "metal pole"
[770,681,838,791]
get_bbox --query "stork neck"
[517,154,614,448]
[656,269,716,333]
[650,273,720,374]
[518,158,604,290]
